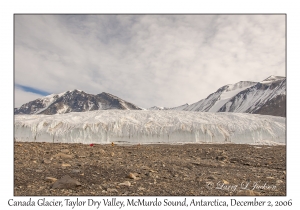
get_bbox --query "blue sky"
[15,84,50,96]
[15,14,285,108]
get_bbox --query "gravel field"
[14,142,286,196]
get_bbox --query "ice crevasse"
[14,110,286,145]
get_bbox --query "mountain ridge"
[15,75,286,117]
[149,76,286,117]
[14,90,142,115]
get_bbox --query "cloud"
[15,15,285,108]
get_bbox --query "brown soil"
[14,142,286,196]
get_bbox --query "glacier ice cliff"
[14,110,285,145]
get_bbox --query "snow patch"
[209,83,254,112]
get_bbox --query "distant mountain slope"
[148,106,169,110]
[169,103,190,111]
[217,76,286,116]
[153,75,286,117]
[14,90,142,115]
[148,103,189,111]
[183,81,257,112]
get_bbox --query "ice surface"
[14,110,285,145]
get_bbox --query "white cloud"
[15,14,285,108]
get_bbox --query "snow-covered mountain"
[218,76,286,116]
[14,110,285,145]
[168,103,190,111]
[148,106,169,110]
[183,81,257,112]
[148,103,190,111]
[15,75,286,117]
[161,76,286,117]
[14,90,142,115]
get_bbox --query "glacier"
[14,110,286,145]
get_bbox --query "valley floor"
[14,142,286,196]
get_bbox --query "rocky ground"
[14,142,286,196]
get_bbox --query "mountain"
[149,75,285,117]
[218,76,286,116]
[14,90,142,115]
[183,81,257,112]
[148,106,169,110]
[180,75,286,117]
[15,75,286,117]
[148,103,190,111]
[169,103,190,111]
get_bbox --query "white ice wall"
[14,110,286,145]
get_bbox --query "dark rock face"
[14,90,141,115]
[253,95,286,117]
[96,92,141,110]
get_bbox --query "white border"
[2,0,299,209]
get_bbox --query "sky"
[14,14,285,108]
